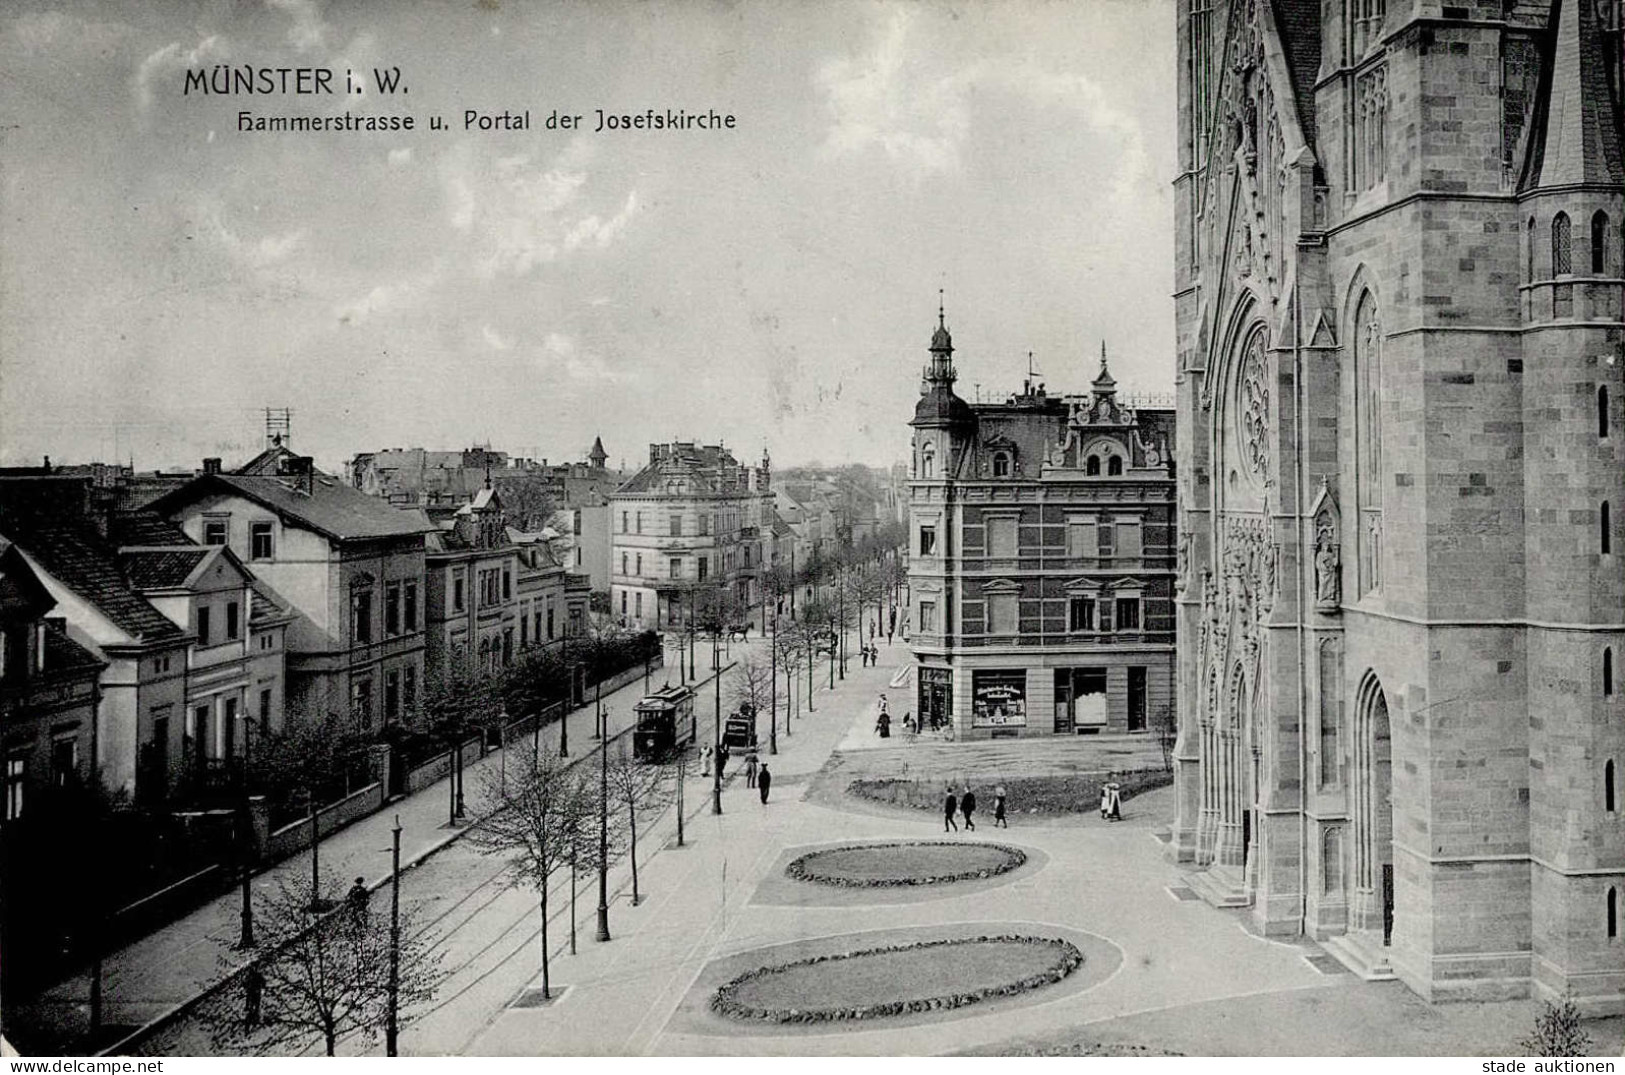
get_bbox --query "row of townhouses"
[0,437,589,818]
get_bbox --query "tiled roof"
[42,622,104,676]
[153,474,432,543]
[0,517,186,643]
[116,547,209,589]
[250,585,288,624]
[111,510,193,547]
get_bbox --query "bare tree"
[729,654,772,742]
[773,624,805,729]
[1153,705,1178,773]
[205,876,444,1056]
[604,741,669,905]
[468,748,591,1000]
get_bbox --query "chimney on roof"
[203,457,222,476]
[280,455,316,495]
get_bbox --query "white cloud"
[440,146,636,277]
[334,270,437,324]
[816,10,1154,199]
[816,9,968,174]
[266,0,328,53]
[12,11,129,55]
[203,205,305,269]
[134,36,228,113]
[562,192,639,252]
[536,332,630,385]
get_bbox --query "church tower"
[1172,0,1624,1014]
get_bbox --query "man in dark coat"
[758,764,772,804]
[960,788,977,831]
[943,788,959,832]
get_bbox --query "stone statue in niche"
[1175,531,1192,593]
[1314,523,1341,611]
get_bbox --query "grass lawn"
[723,938,1074,1015]
[792,842,1021,884]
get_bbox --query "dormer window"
[1086,455,1101,476]
[1107,456,1124,476]
[992,452,1011,478]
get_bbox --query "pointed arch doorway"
[1351,674,1394,945]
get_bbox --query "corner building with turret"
[907,312,1178,741]
[1172,0,1624,1012]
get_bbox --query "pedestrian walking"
[993,785,1008,828]
[878,710,891,738]
[960,787,977,831]
[1100,782,1111,820]
[943,788,959,832]
[1106,781,1123,822]
[758,764,772,804]
[701,745,714,777]
[745,751,759,788]
[346,876,370,921]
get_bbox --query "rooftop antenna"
[265,407,292,448]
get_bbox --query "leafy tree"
[468,748,591,1000]
[1520,992,1593,1057]
[490,473,559,532]
[205,875,444,1056]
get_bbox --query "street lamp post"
[712,631,722,816]
[769,609,778,755]
[560,664,574,758]
[675,742,686,847]
[386,816,401,1057]
[237,714,256,949]
[595,678,610,942]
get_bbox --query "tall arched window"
[1553,213,1572,275]
[1607,759,1616,813]
[1355,290,1383,593]
[1611,887,1619,940]
[1107,455,1124,476]
[1604,501,1613,555]
[921,444,936,479]
[992,452,1010,477]
[1603,386,1612,440]
[1593,211,1610,274]
[1528,217,1537,280]
[1087,455,1101,476]
[1607,647,1615,696]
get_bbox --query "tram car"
[633,684,696,761]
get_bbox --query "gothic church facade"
[1172,0,1624,1013]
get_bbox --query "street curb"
[96,661,741,1058]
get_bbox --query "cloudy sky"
[0,0,1176,473]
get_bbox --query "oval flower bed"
[711,934,1083,1024]
[785,840,1026,888]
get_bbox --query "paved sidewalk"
[13,651,742,1054]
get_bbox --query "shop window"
[971,669,1027,727]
